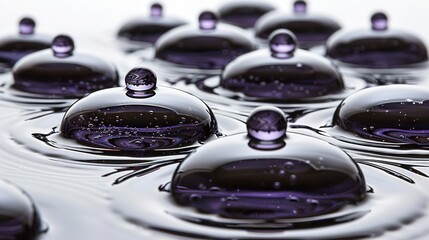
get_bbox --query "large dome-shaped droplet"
[12,34,118,98]
[19,17,36,35]
[333,85,429,145]
[218,2,275,29]
[0,179,44,239]
[155,11,255,69]
[269,29,297,58]
[0,17,51,67]
[171,106,366,219]
[371,12,388,31]
[220,29,344,100]
[60,67,218,153]
[326,12,428,67]
[51,35,74,57]
[255,1,340,49]
[117,3,186,44]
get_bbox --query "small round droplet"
[51,35,74,57]
[199,11,218,30]
[247,106,287,141]
[19,17,35,35]
[293,0,307,14]
[125,67,157,92]
[269,29,297,59]
[371,12,388,31]
[150,3,163,18]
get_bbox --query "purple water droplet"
[60,68,218,153]
[218,2,275,29]
[269,29,297,59]
[125,67,157,92]
[171,106,366,219]
[334,85,429,145]
[371,12,388,31]
[199,11,218,30]
[150,3,163,18]
[51,35,74,57]
[247,106,286,142]
[293,0,307,14]
[19,17,35,35]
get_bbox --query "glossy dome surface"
[255,5,340,48]
[0,18,50,67]
[172,124,366,219]
[333,85,429,145]
[326,13,428,67]
[61,68,217,152]
[155,13,255,69]
[12,35,118,98]
[218,1,275,28]
[0,179,43,239]
[220,30,344,100]
[118,3,186,44]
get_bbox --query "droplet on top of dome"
[218,2,275,29]
[51,35,74,57]
[155,11,255,69]
[12,34,118,98]
[0,17,51,67]
[125,67,157,92]
[333,85,429,145]
[219,29,344,100]
[254,1,340,49]
[293,0,307,14]
[326,13,428,67]
[371,12,388,31]
[247,106,287,142]
[117,4,186,44]
[269,29,297,58]
[19,17,36,35]
[198,11,218,30]
[60,67,218,153]
[150,3,163,18]
[171,106,366,219]
[0,179,44,239]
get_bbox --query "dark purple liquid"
[333,85,429,145]
[220,49,344,100]
[60,87,218,153]
[12,49,118,98]
[0,35,51,67]
[155,24,255,69]
[326,29,428,67]
[118,17,186,44]
[218,2,274,28]
[172,133,366,219]
[255,12,341,49]
[0,180,43,240]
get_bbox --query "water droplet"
[19,17,35,35]
[199,11,218,30]
[293,0,307,14]
[150,3,163,18]
[51,35,74,57]
[247,106,286,142]
[125,67,157,92]
[334,85,429,145]
[60,67,218,153]
[269,29,297,59]
[371,12,388,31]
[171,106,366,219]
[218,2,275,28]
